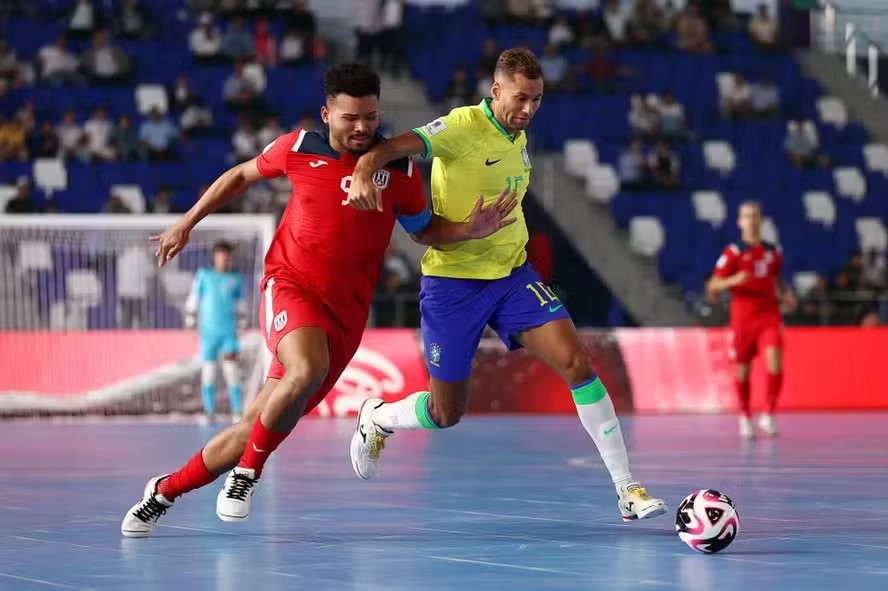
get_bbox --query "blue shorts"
[420,264,571,382]
[199,332,240,362]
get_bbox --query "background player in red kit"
[707,201,797,439]
[120,63,517,537]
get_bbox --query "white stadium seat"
[584,164,619,203]
[629,217,665,256]
[833,167,867,202]
[856,218,888,252]
[702,141,736,174]
[111,184,147,214]
[17,240,53,273]
[761,217,779,246]
[692,191,727,228]
[66,269,103,306]
[716,72,733,101]
[134,84,169,115]
[816,97,848,128]
[803,191,836,226]
[564,139,598,178]
[793,272,819,297]
[863,143,888,174]
[33,158,67,194]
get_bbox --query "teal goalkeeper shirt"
[187,268,244,336]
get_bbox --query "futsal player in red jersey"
[121,63,517,537]
[707,201,797,440]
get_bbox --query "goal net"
[0,214,275,418]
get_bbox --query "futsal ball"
[675,489,740,554]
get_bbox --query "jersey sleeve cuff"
[411,128,432,160]
[397,207,432,234]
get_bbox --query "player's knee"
[560,347,594,386]
[279,362,328,404]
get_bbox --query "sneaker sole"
[622,503,668,522]
[216,511,249,522]
[120,527,154,538]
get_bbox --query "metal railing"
[814,1,887,97]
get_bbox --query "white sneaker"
[739,416,755,439]
[216,467,259,522]
[757,413,779,437]
[121,475,173,537]
[618,483,667,521]
[198,413,215,426]
[350,398,391,480]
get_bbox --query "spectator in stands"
[603,0,630,46]
[473,65,493,102]
[82,30,131,84]
[232,115,260,162]
[379,0,405,75]
[828,271,864,325]
[661,0,680,31]
[279,27,310,65]
[149,186,178,214]
[57,109,84,160]
[648,139,681,189]
[117,243,154,329]
[505,0,553,22]
[139,107,178,161]
[445,68,473,110]
[0,40,24,85]
[749,4,779,50]
[479,37,499,76]
[750,77,781,118]
[259,116,284,149]
[784,120,829,168]
[253,17,277,67]
[0,114,28,162]
[540,44,569,92]
[38,35,80,85]
[115,0,152,39]
[104,192,132,214]
[68,0,97,38]
[630,0,667,48]
[844,250,865,290]
[655,91,686,140]
[860,308,881,327]
[351,0,383,66]
[795,274,829,325]
[619,139,648,190]
[84,106,116,162]
[375,239,418,327]
[629,94,658,139]
[169,74,200,112]
[114,115,146,161]
[864,248,886,289]
[30,120,60,158]
[224,59,263,113]
[582,47,633,94]
[4,177,39,214]
[721,73,752,119]
[701,0,738,33]
[676,2,714,53]
[190,13,223,63]
[549,16,575,49]
[279,0,316,38]
[222,16,254,62]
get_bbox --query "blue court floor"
[1,413,887,591]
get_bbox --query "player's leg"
[730,327,756,439]
[351,275,489,479]
[120,377,278,537]
[199,334,221,422]
[216,326,330,521]
[220,333,243,422]
[491,264,665,520]
[758,324,784,436]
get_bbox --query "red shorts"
[729,317,784,365]
[259,277,363,412]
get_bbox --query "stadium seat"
[803,191,836,226]
[692,191,727,228]
[564,139,597,178]
[762,217,780,245]
[110,184,147,214]
[134,84,169,115]
[793,271,819,297]
[862,143,888,174]
[584,165,619,203]
[33,159,67,194]
[816,97,848,128]
[702,141,736,174]
[16,241,53,273]
[856,218,888,251]
[833,167,867,202]
[629,217,665,256]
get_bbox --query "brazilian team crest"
[429,343,442,366]
[372,169,390,190]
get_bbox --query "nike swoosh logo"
[604,424,617,435]
[485,159,501,166]
[548,304,563,313]
[252,443,267,453]
[309,160,328,168]
[359,425,367,443]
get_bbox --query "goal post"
[0,214,276,418]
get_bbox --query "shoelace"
[134,496,168,523]
[368,432,387,459]
[225,473,257,501]
[626,486,651,501]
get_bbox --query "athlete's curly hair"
[324,63,381,99]
[495,48,543,80]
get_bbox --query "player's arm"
[775,252,798,312]
[409,188,519,246]
[706,247,746,295]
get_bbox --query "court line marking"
[422,555,589,577]
[0,572,93,590]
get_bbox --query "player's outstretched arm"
[349,132,427,212]
[151,159,266,266]
[410,188,519,246]
[707,272,747,295]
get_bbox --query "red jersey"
[713,241,783,325]
[255,128,430,330]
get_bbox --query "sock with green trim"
[371,391,441,430]
[572,376,633,493]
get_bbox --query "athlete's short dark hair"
[213,240,233,253]
[495,48,543,80]
[324,63,381,99]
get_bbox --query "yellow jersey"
[412,98,532,280]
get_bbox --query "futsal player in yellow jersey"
[345,49,666,521]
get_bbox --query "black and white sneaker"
[121,475,173,538]
[350,398,391,480]
[216,467,259,522]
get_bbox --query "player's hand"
[150,220,191,266]
[184,313,196,329]
[464,187,519,240]
[782,290,799,313]
[344,165,383,212]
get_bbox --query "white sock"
[371,391,440,431]
[572,377,634,493]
